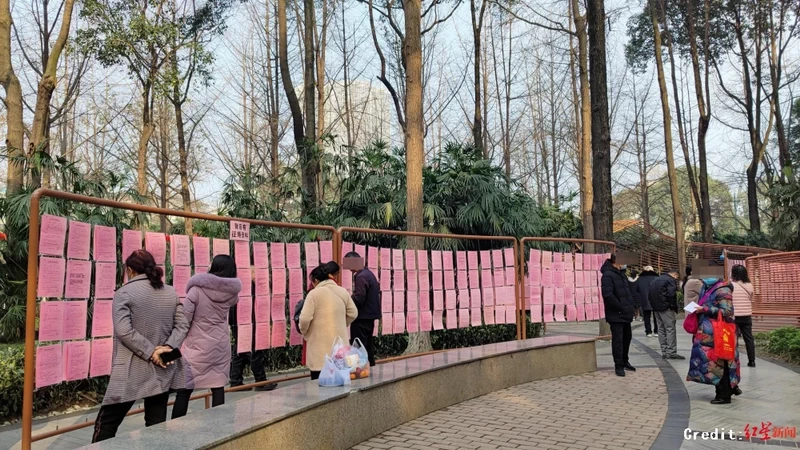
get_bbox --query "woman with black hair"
[731,264,756,367]
[172,255,242,418]
[92,250,188,442]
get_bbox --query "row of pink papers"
[36,338,113,388]
[38,300,88,342]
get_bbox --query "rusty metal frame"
[518,237,617,339]
[335,227,523,339]
[22,188,338,450]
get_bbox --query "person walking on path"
[92,250,188,442]
[601,254,636,377]
[731,264,756,367]
[649,269,685,360]
[687,279,741,404]
[299,262,359,380]
[635,266,659,337]
[172,255,242,419]
[343,251,380,366]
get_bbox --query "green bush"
[764,327,800,363]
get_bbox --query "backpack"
[293,298,305,333]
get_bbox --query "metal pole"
[22,191,43,450]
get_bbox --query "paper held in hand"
[684,301,701,313]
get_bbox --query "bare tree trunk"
[571,0,593,240]
[266,0,281,178]
[170,52,193,235]
[158,102,170,233]
[316,0,328,140]
[303,0,319,207]
[470,0,487,155]
[138,79,155,199]
[0,0,24,195]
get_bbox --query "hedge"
[759,326,800,364]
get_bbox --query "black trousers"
[609,322,632,369]
[735,316,756,364]
[350,318,376,366]
[230,326,266,385]
[715,360,733,401]
[92,392,169,442]
[310,370,321,380]
[643,310,658,334]
[171,387,225,419]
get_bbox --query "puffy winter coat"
[600,260,634,323]
[649,274,679,312]
[635,271,659,311]
[686,281,740,387]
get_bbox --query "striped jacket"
[103,275,188,405]
[731,280,753,317]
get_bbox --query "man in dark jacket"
[648,269,684,360]
[344,251,380,366]
[601,254,635,377]
[635,266,659,337]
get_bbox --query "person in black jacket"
[627,268,642,321]
[601,255,635,377]
[635,266,659,337]
[648,269,684,360]
[343,251,380,366]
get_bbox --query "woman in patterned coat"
[686,279,740,405]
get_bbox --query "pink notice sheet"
[380,248,392,269]
[407,271,418,292]
[576,304,585,322]
[420,310,432,332]
[237,296,253,325]
[507,306,518,324]
[289,322,303,346]
[392,249,404,269]
[94,262,116,299]
[271,295,286,321]
[541,268,553,287]
[432,291,444,311]
[303,242,319,269]
[576,288,586,305]
[543,287,555,305]
[238,268,252,296]
[255,323,271,350]
[480,250,491,268]
[288,268,303,295]
[529,266,541,287]
[467,251,479,271]
[270,243,285,269]
[433,309,445,330]
[63,340,90,382]
[483,306,495,325]
[469,270,480,289]
[254,269,270,297]
[212,238,230,257]
[504,248,515,267]
[255,296,270,323]
[553,304,565,322]
[445,290,457,310]
[89,338,113,377]
[456,270,468,290]
[393,270,404,290]
[66,221,91,260]
[393,313,405,334]
[442,251,454,271]
[505,267,516,286]
[65,259,91,299]
[417,250,427,271]
[543,304,554,323]
[455,251,467,271]
[458,289,470,309]
[530,301,543,323]
[171,235,191,266]
[91,300,113,337]
[491,249,503,269]
[493,306,505,324]
[554,287,565,305]
[566,305,578,322]
[39,301,64,341]
[470,308,482,327]
[63,300,88,340]
[192,236,210,268]
[393,291,405,313]
[470,289,481,309]
[431,250,442,270]
[194,266,208,274]
[341,241,355,255]
[575,253,583,271]
[418,270,430,291]
[354,244,366,258]
[458,309,469,328]
[367,246,379,269]
[405,249,416,270]
[122,229,142,263]
[541,251,553,269]
[144,232,166,264]
[529,249,541,268]
[530,286,542,305]
[444,310,457,329]
[36,344,63,388]
[38,256,66,298]
[493,269,505,288]
[592,304,600,320]
[252,242,268,269]
[564,287,574,307]
[574,270,583,287]
[553,269,565,288]
[432,271,443,290]
[40,214,68,257]
[234,240,250,269]
[381,291,392,313]
[482,287,494,306]
[407,311,419,333]
[272,269,287,296]
[286,243,301,269]
[237,324,253,354]
[93,225,116,263]
[419,290,430,311]
[379,270,391,291]
[381,313,393,335]
[481,269,493,287]
[444,270,455,290]
[172,266,191,297]
[319,241,333,262]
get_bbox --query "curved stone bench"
[83,336,597,450]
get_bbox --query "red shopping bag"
[713,310,736,360]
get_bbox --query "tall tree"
[570,0,593,240]
[0,0,24,194]
[470,0,487,156]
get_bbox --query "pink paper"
[576,288,586,304]
[272,269,286,296]
[38,256,65,298]
[504,248,515,267]
[575,253,583,270]
[234,240,250,269]
[483,306,495,325]
[541,268,553,287]
[380,248,391,269]
[63,300,88,340]
[467,251,479,271]
[121,229,142,263]
[271,295,286,321]
[420,310,432,331]
[354,244,366,257]
[431,251,442,270]
[444,270,455,290]
[341,241,354,255]
[470,308,482,327]
[566,305,577,322]
[417,250,427,271]
[289,323,303,346]
[393,312,405,333]
[470,289,482,309]
[89,338,113,377]
[391,249,403,269]
[40,214,68,257]
[543,287,554,305]
[419,270,430,291]
[238,268,252,296]
[529,267,541,287]
[445,290,458,310]
[493,269,505,287]
[458,289,470,308]
[212,238,230,257]
[303,242,319,269]
[455,251,467,271]
[542,304,554,323]
[407,291,418,311]
[91,300,113,337]
[442,252,454,271]
[193,236,210,267]
[405,249,416,270]
[482,287,494,306]
[39,301,64,341]
[530,287,542,305]
[92,225,117,263]
[229,220,250,241]
[456,270,468,290]
[63,340,90,381]
[419,290,430,311]
[445,310,457,329]
[367,246,379,268]
[237,296,253,325]
[407,271,418,291]
[433,291,444,310]
[381,291,392,313]
[170,235,191,266]
[480,250,491,268]
[554,288,564,305]
[492,249,504,269]
[481,269,493,287]
[506,306,517,324]
[194,266,208,274]
[469,270,480,289]
[255,322,271,350]
[319,241,333,262]
[237,324,253,353]
[172,266,191,297]
[496,286,513,306]
[529,249,541,267]
[554,304,565,322]
[407,311,419,333]
[255,296,270,323]
[66,221,91,260]
[505,267,516,286]
[530,303,543,323]
[93,262,116,299]
[458,309,469,328]
[254,269,270,297]
[36,344,63,388]
[142,232,166,265]
[433,310,444,330]
[393,270,404,290]
[379,270,391,291]
[64,260,91,299]
[288,268,303,294]
[381,313,393,334]
[286,243,301,269]
[576,304,585,322]
[393,291,405,313]
[432,271,443,290]
[541,251,552,269]
[270,243,285,269]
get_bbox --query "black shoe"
[254,382,278,392]
[662,354,667,359]
[624,363,637,372]
[747,361,756,368]
[667,354,686,360]
[615,368,626,377]
[733,387,742,396]
[710,398,731,405]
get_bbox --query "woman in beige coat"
[300,263,358,379]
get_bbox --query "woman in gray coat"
[92,250,188,442]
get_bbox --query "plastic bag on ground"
[318,355,352,387]
[347,338,370,379]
